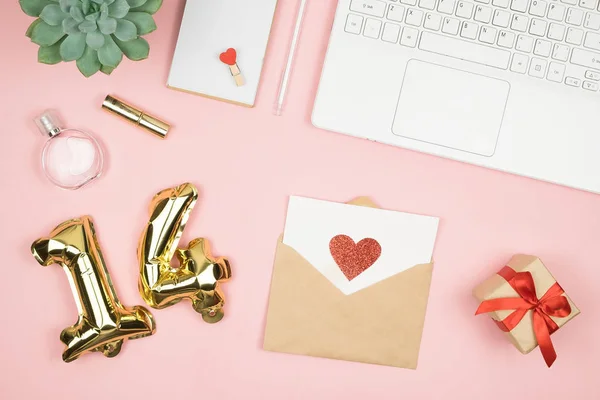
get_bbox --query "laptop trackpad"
[392,60,509,157]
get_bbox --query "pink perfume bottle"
[34,110,104,190]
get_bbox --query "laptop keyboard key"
[547,4,566,21]
[584,12,600,29]
[565,76,582,86]
[534,38,552,55]
[566,27,584,44]
[552,43,570,60]
[406,8,425,25]
[474,5,493,22]
[571,47,600,69]
[442,16,461,34]
[498,30,516,47]
[529,57,548,77]
[438,0,456,14]
[547,23,566,40]
[493,9,511,27]
[350,0,386,17]
[363,18,382,38]
[584,31,600,49]
[529,0,548,16]
[547,61,566,81]
[516,34,535,51]
[480,25,498,42]
[400,26,420,46]
[419,0,437,10]
[511,53,530,72]
[425,13,443,29]
[461,20,480,38]
[511,14,530,31]
[566,8,584,25]
[456,1,474,17]
[585,69,600,79]
[388,4,406,21]
[382,22,402,42]
[511,0,529,12]
[345,14,364,34]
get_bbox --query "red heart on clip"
[329,235,381,281]
[219,48,237,66]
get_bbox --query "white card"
[282,196,439,295]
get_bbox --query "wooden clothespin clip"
[219,48,245,87]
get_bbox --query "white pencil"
[274,0,308,116]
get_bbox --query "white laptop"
[313,0,600,193]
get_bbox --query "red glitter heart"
[329,235,381,281]
[219,48,237,66]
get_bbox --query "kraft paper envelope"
[263,197,434,369]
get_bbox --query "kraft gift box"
[473,254,580,365]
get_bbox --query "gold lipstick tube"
[102,95,170,139]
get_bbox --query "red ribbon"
[476,266,571,367]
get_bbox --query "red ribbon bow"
[475,266,572,367]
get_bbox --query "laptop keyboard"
[345,0,600,91]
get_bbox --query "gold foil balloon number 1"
[31,217,156,363]
[138,183,231,323]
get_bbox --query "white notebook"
[168,0,279,107]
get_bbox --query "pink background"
[1,1,599,398]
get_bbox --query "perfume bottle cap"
[35,110,63,137]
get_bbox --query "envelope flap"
[264,238,434,368]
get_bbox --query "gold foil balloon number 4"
[31,217,156,363]
[138,183,231,323]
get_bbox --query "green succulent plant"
[20,0,163,77]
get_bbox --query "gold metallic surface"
[102,94,170,139]
[31,217,156,362]
[138,183,231,323]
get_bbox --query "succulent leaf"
[59,0,79,13]
[20,0,56,17]
[114,19,137,41]
[81,0,91,13]
[31,21,66,46]
[62,17,79,34]
[126,0,147,7]
[131,0,161,14]
[77,46,102,77]
[60,31,86,60]
[100,3,109,17]
[70,6,85,22]
[40,4,68,26]
[100,65,115,75]
[85,12,100,21]
[26,18,43,38]
[78,19,97,32]
[86,30,105,49]
[98,34,123,67]
[114,36,148,60]
[38,37,65,64]
[109,0,130,18]
[98,16,117,34]
[123,12,155,35]
[39,49,63,65]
